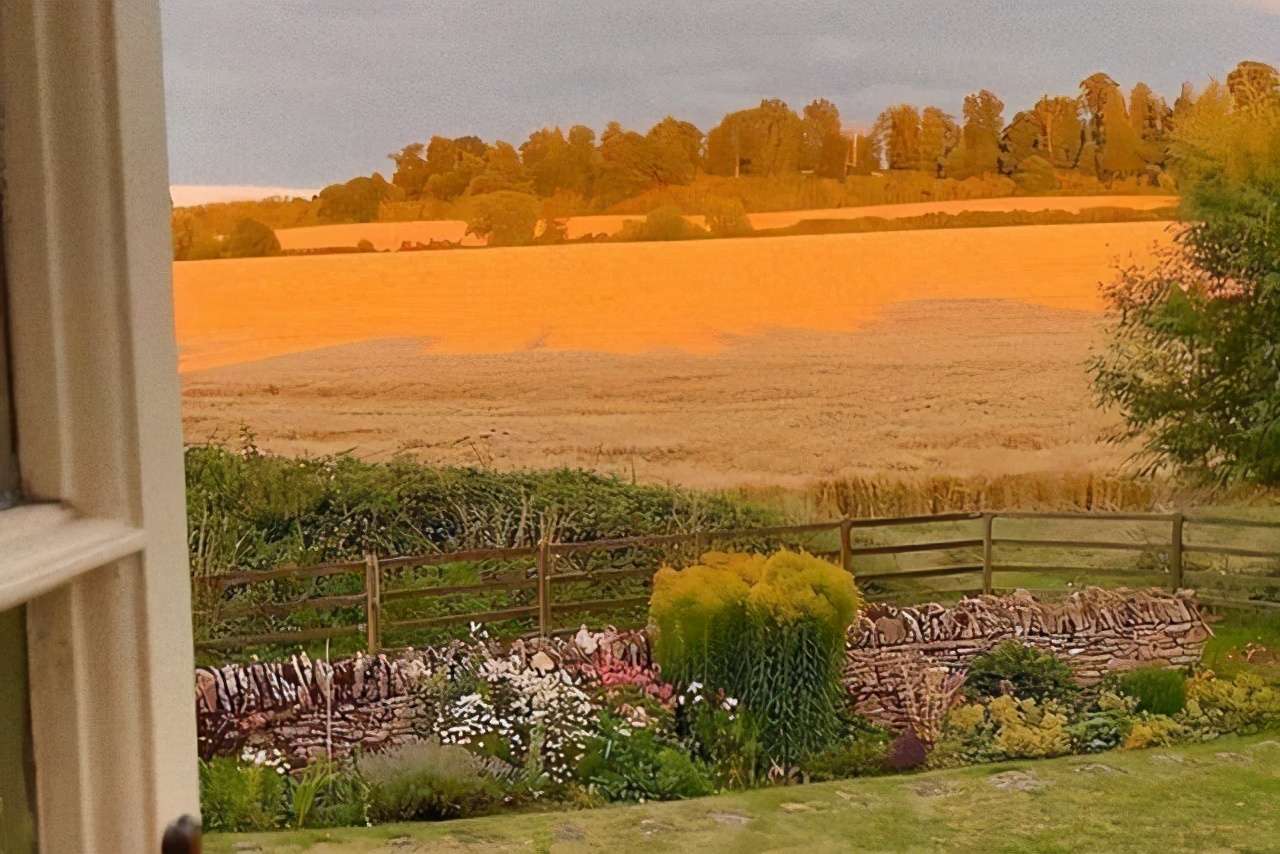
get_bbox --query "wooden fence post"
[536,538,552,637]
[364,551,382,653]
[840,518,853,574]
[694,529,707,558]
[1170,512,1184,591]
[981,512,995,594]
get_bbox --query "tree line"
[173,61,1275,258]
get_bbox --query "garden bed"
[194,560,1277,838]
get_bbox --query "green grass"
[1203,611,1280,681]
[208,733,1280,853]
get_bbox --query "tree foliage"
[1090,73,1280,483]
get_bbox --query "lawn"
[209,732,1280,854]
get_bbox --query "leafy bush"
[579,713,714,802]
[1179,671,1280,736]
[616,205,707,242]
[650,550,861,764]
[1122,715,1187,750]
[358,740,504,821]
[965,641,1078,703]
[933,695,1071,766]
[675,688,764,789]
[1113,667,1188,716]
[198,756,288,832]
[1068,691,1139,753]
[802,719,891,781]
[224,218,281,258]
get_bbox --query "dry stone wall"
[846,587,1209,729]
[196,587,1209,760]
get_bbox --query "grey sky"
[161,0,1279,188]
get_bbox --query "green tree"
[920,107,959,176]
[388,142,430,199]
[1090,96,1280,483]
[703,197,753,237]
[801,98,842,172]
[705,99,804,177]
[1080,73,1147,178]
[872,104,922,170]
[464,191,540,246]
[947,89,1004,177]
[466,142,531,195]
[647,116,703,180]
[316,173,401,223]
[1226,60,1280,112]
[224,218,281,258]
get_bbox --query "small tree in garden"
[1090,82,1280,484]
[649,550,860,765]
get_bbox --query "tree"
[1226,60,1280,112]
[647,116,703,180]
[1033,95,1085,169]
[1011,155,1059,192]
[224,218,281,258]
[919,107,958,176]
[705,99,804,176]
[1079,73,1146,178]
[389,142,430,199]
[704,197,753,237]
[466,142,531,195]
[872,104,922,170]
[1089,96,1280,483]
[801,99,842,172]
[317,173,402,223]
[947,89,1004,177]
[464,191,540,246]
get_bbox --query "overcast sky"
[161,0,1279,189]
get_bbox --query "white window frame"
[1,2,198,851]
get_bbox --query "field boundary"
[193,509,1280,654]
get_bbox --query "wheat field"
[177,215,1175,488]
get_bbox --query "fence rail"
[194,509,1280,655]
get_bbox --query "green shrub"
[932,695,1071,767]
[650,549,861,765]
[579,713,714,802]
[616,205,707,241]
[1113,667,1188,716]
[1068,691,1139,753]
[677,693,765,789]
[965,641,1078,703]
[1179,671,1280,736]
[358,740,504,821]
[289,760,369,829]
[198,756,288,832]
[802,725,891,781]
[224,218,281,258]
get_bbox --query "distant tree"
[317,173,402,223]
[224,218,281,258]
[1080,73,1147,178]
[466,142,532,195]
[647,116,703,179]
[464,191,540,246]
[1011,155,1059,192]
[617,205,706,241]
[919,107,959,176]
[705,99,804,176]
[872,104,923,170]
[801,99,842,172]
[1034,95,1085,169]
[1129,82,1169,143]
[388,142,430,199]
[704,197,753,237]
[947,89,1004,177]
[1226,60,1280,111]
[848,130,881,174]
[356,238,376,252]
[815,130,851,179]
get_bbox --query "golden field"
[177,214,1175,488]
[273,194,1175,250]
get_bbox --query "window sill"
[0,503,146,609]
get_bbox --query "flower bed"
[194,560,1274,834]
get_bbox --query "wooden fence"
[193,510,1280,654]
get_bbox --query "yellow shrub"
[1122,716,1187,750]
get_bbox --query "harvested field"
[177,220,1174,488]
[273,194,1175,250]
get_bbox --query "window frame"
[1,1,199,849]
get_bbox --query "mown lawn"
[209,733,1280,854]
